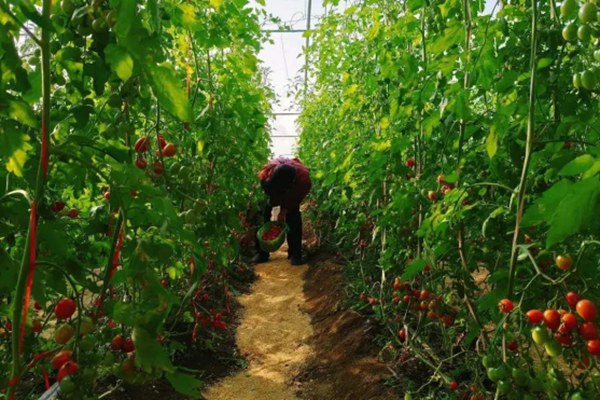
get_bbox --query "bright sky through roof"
[257,0,499,157]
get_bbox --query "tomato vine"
[299,0,600,398]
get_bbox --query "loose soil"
[202,249,313,400]
[295,254,398,400]
[203,249,398,400]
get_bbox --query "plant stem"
[8,0,51,396]
[507,0,538,297]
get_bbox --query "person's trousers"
[256,204,302,258]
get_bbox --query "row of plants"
[0,0,270,398]
[299,0,599,399]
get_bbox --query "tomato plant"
[298,0,600,397]
[0,0,271,398]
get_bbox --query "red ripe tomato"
[157,135,167,149]
[66,209,79,219]
[587,339,600,356]
[135,156,147,169]
[57,361,79,382]
[543,309,561,330]
[32,320,42,333]
[122,338,135,353]
[398,329,406,341]
[579,322,599,340]
[498,299,514,314]
[576,299,598,322]
[427,191,438,202]
[405,159,415,168]
[555,332,573,347]
[51,350,73,370]
[111,335,124,351]
[162,143,177,157]
[54,298,76,320]
[560,313,578,332]
[437,174,446,185]
[427,311,438,320]
[134,137,150,153]
[419,290,429,300]
[50,201,66,212]
[440,314,454,327]
[449,381,458,391]
[153,160,164,175]
[507,340,518,352]
[103,191,110,201]
[566,291,580,309]
[393,277,401,291]
[526,309,544,324]
[419,301,429,311]
[34,301,43,311]
[402,295,411,304]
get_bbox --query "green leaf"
[0,124,33,177]
[486,128,498,158]
[145,66,192,122]
[132,327,174,372]
[104,44,134,81]
[114,0,137,38]
[546,177,600,247]
[400,258,426,281]
[165,371,203,397]
[7,98,36,127]
[559,154,595,176]
[537,58,553,70]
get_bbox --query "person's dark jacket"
[258,157,311,209]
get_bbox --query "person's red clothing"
[258,157,311,209]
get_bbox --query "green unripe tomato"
[512,368,530,386]
[487,367,508,382]
[61,0,75,15]
[563,23,579,41]
[496,380,511,395]
[531,326,550,344]
[79,316,94,336]
[561,0,578,16]
[570,393,584,400]
[544,340,563,357]
[573,73,583,89]
[59,376,76,393]
[579,3,598,23]
[482,355,496,368]
[581,70,597,90]
[578,24,593,41]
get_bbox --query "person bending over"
[253,157,311,265]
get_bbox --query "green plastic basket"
[256,221,289,252]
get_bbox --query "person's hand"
[277,208,287,222]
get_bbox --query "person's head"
[262,164,296,196]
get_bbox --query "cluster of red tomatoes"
[524,293,599,357]
[392,276,455,334]
[133,134,177,176]
[195,309,228,331]
[262,225,283,241]
[426,174,455,202]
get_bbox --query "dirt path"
[203,249,313,400]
